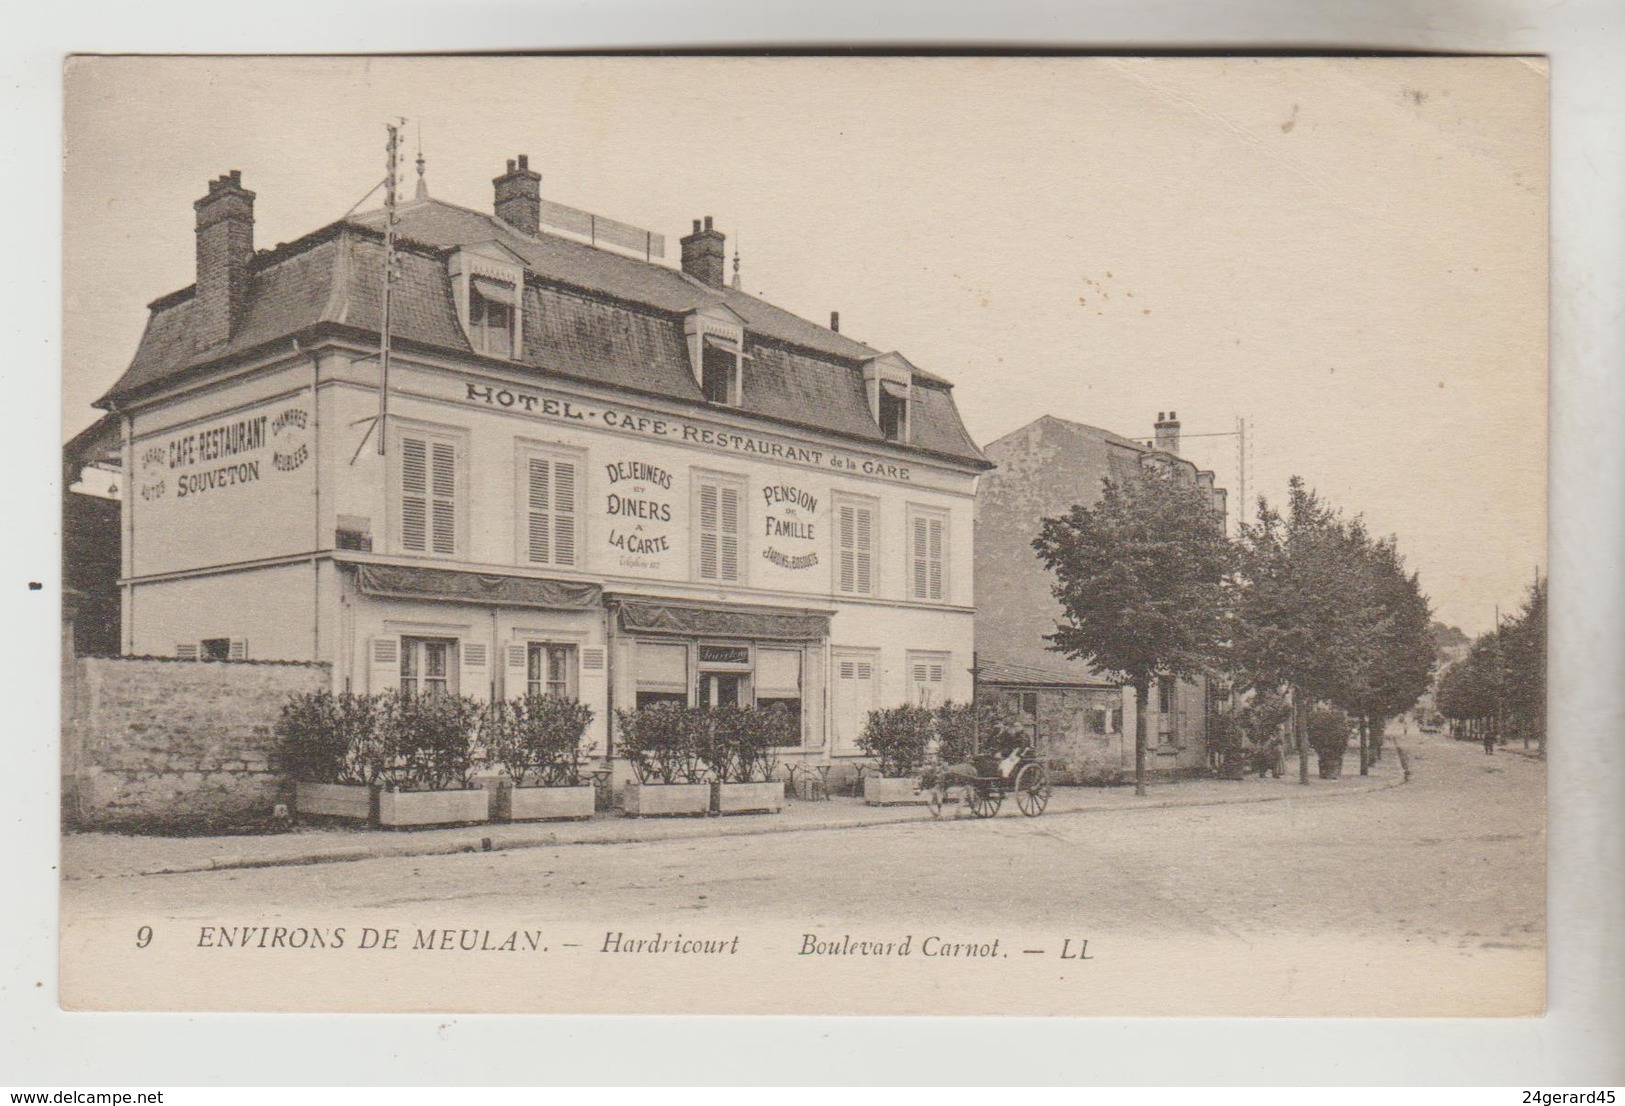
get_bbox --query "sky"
[61,55,1548,636]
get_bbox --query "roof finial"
[414,121,428,200]
[730,234,742,291]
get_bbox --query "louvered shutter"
[175,642,199,661]
[526,456,551,565]
[927,518,944,600]
[698,483,719,580]
[855,506,873,594]
[228,638,248,661]
[460,641,489,702]
[719,484,739,580]
[503,643,530,699]
[400,438,428,552]
[554,459,577,566]
[430,442,457,556]
[838,505,856,593]
[911,517,929,599]
[368,636,401,693]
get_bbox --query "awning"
[353,564,600,610]
[703,332,740,351]
[880,378,911,399]
[613,597,830,642]
[470,276,518,304]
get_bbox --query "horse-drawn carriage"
[923,746,1052,819]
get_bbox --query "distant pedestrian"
[1483,728,1495,755]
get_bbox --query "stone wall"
[63,656,328,831]
[1034,687,1131,785]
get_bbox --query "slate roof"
[977,657,1120,690]
[100,196,986,468]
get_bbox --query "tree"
[1033,465,1234,796]
[1338,524,1435,773]
[1231,478,1368,784]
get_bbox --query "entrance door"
[830,650,877,755]
[700,672,746,708]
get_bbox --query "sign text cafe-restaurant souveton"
[99,156,991,777]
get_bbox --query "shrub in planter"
[615,703,709,816]
[277,690,385,820]
[701,705,790,814]
[858,704,936,804]
[482,694,597,821]
[1308,707,1353,779]
[372,690,489,826]
[932,697,1018,767]
[1207,711,1250,779]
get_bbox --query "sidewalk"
[61,764,1403,881]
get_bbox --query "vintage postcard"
[58,54,1548,1016]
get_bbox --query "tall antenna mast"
[1236,415,1247,533]
[377,119,405,457]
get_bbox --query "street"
[64,730,1543,947]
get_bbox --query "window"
[201,638,231,662]
[635,641,690,709]
[518,446,580,567]
[527,643,577,699]
[1158,675,1176,714]
[755,647,804,744]
[397,426,461,557]
[835,497,876,596]
[908,651,948,708]
[1088,703,1124,735]
[700,339,740,405]
[907,507,947,602]
[695,474,744,583]
[1008,691,1039,745]
[469,278,516,359]
[879,385,909,442]
[401,637,459,697]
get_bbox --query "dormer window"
[449,243,526,362]
[469,278,516,359]
[863,352,916,445]
[701,336,741,405]
[685,305,746,407]
[879,382,909,442]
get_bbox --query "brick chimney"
[193,170,255,351]
[680,216,727,287]
[493,154,541,235]
[1154,410,1181,454]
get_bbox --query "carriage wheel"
[967,784,1001,818]
[1014,763,1051,817]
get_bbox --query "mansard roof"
[100,197,986,469]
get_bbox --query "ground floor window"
[401,636,458,697]
[1006,690,1039,746]
[631,638,807,746]
[528,642,577,699]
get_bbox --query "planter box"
[622,782,710,817]
[863,775,929,805]
[376,787,490,829]
[715,780,784,815]
[295,782,372,821]
[1317,755,1345,780]
[499,783,595,822]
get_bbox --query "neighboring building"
[62,414,124,658]
[94,155,990,777]
[974,413,1228,781]
[975,658,1126,784]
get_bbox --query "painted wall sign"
[760,483,820,571]
[463,380,913,483]
[604,457,675,570]
[137,406,309,501]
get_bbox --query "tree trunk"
[1134,680,1149,797]
[1358,716,1369,776]
[1294,686,1309,785]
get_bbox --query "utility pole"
[377,119,405,457]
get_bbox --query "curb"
[72,772,1404,881]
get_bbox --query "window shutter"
[400,438,428,552]
[554,459,577,566]
[460,640,489,702]
[430,442,457,556]
[175,642,199,661]
[581,646,606,673]
[912,517,928,598]
[503,643,529,699]
[855,506,873,594]
[719,484,739,580]
[928,518,944,600]
[368,636,401,693]
[228,638,248,662]
[698,483,719,580]
[838,506,856,593]
[526,456,551,565]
